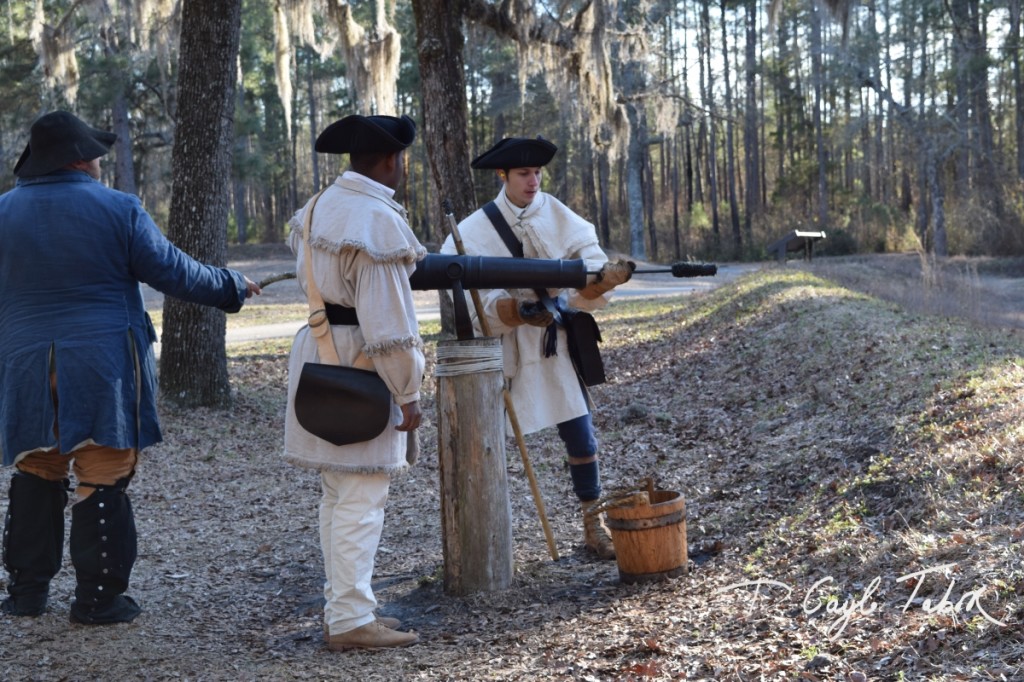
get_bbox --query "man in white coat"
[441,136,633,560]
[284,114,425,650]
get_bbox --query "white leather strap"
[302,188,342,366]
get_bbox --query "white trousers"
[319,470,391,635]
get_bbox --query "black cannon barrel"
[409,254,588,291]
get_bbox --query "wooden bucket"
[605,489,687,584]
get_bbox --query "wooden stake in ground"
[435,336,514,594]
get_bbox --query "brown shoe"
[582,500,616,560]
[323,615,402,643]
[327,620,419,651]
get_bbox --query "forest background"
[2,0,1022,407]
[4,0,1021,264]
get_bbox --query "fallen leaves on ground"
[2,261,1023,681]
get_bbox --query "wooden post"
[435,337,514,595]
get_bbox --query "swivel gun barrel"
[255,258,714,291]
[409,254,588,291]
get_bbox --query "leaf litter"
[2,257,1023,681]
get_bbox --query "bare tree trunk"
[809,3,828,228]
[1007,0,1024,180]
[625,91,646,259]
[700,0,721,252]
[671,131,681,260]
[306,48,321,192]
[860,88,872,198]
[881,0,894,205]
[159,0,243,408]
[111,92,136,195]
[643,136,657,261]
[412,0,475,337]
[965,0,1003,220]
[684,121,694,214]
[742,0,760,248]
[1011,0,1024,180]
[927,150,948,257]
[233,68,250,245]
[101,13,137,196]
[719,1,740,259]
[950,0,970,199]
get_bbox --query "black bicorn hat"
[470,136,558,170]
[13,110,117,178]
[315,114,417,155]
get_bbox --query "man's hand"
[397,400,421,431]
[496,298,554,327]
[578,258,636,299]
[597,258,636,287]
[243,276,262,298]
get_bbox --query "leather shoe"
[323,615,402,643]
[327,620,419,651]
[1,593,48,617]
[70,595,141,625]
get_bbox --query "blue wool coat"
[0,170,248,466]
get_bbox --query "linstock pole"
[442,200,560,562]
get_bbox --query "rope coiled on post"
[434,343,504,377]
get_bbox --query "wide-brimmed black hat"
[315,114,416,155]
[13,110,117,177]
[470,136,558,170]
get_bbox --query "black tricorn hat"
[470,136,558,170]
[315,114,416,155]
[13,110,117,177]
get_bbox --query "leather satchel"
[294,363,391,446]
[292,187,392,445]
[562,308,606,387]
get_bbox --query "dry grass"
[2,263,1023,681]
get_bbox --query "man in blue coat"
[0,110,261,624]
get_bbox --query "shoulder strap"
[302,188,342,366]
[481,202,561,357]
[482,201,524,258]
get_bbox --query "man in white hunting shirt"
[442,135,634,560]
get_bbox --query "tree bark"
[624,91,646,259]
[412,0,476,224]
[412,0,476,339]
[159,0,243,408]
